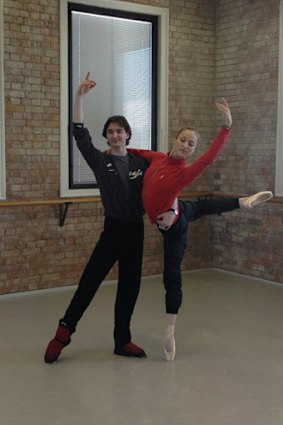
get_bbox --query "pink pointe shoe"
[163,335,176,361]
[240,191,273,209]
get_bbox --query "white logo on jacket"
[129,169,143,180]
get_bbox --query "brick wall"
[4,0,60,200]
[213,0,283,282]
[1,0,282,295]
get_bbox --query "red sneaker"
[44,325,71,363]
[114,342,147,358]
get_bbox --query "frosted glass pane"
[71,10,153,186]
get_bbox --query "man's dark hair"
[102,115,132,145]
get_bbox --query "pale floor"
[1,269,283,425]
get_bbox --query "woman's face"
[170,129,198,160]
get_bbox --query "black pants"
[61,217,144,348]
[160,197,239,314]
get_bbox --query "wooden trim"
[209,192,282,204]
[0,191,281,208]
[0,197,101,208]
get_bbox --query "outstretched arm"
[178,98,232,187]
[215,97,232,128]
[127,148,165,163]
[73,72,97,123]
[72,73,98,167]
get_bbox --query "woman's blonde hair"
[176,127,200,144]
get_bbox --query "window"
[0,0,5,200]
[70,6,157,188]
[60,0,169,197]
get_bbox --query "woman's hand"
[156,210,176,228]
[215,97,232,128]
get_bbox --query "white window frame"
[276,0,283,196]
[60,0,169,198]
[0,0,6,200]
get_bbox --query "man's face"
[106,123,130,148]
[170,129,198,160]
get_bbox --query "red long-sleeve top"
[128,127,231,223]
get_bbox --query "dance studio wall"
[1,0,282,294]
